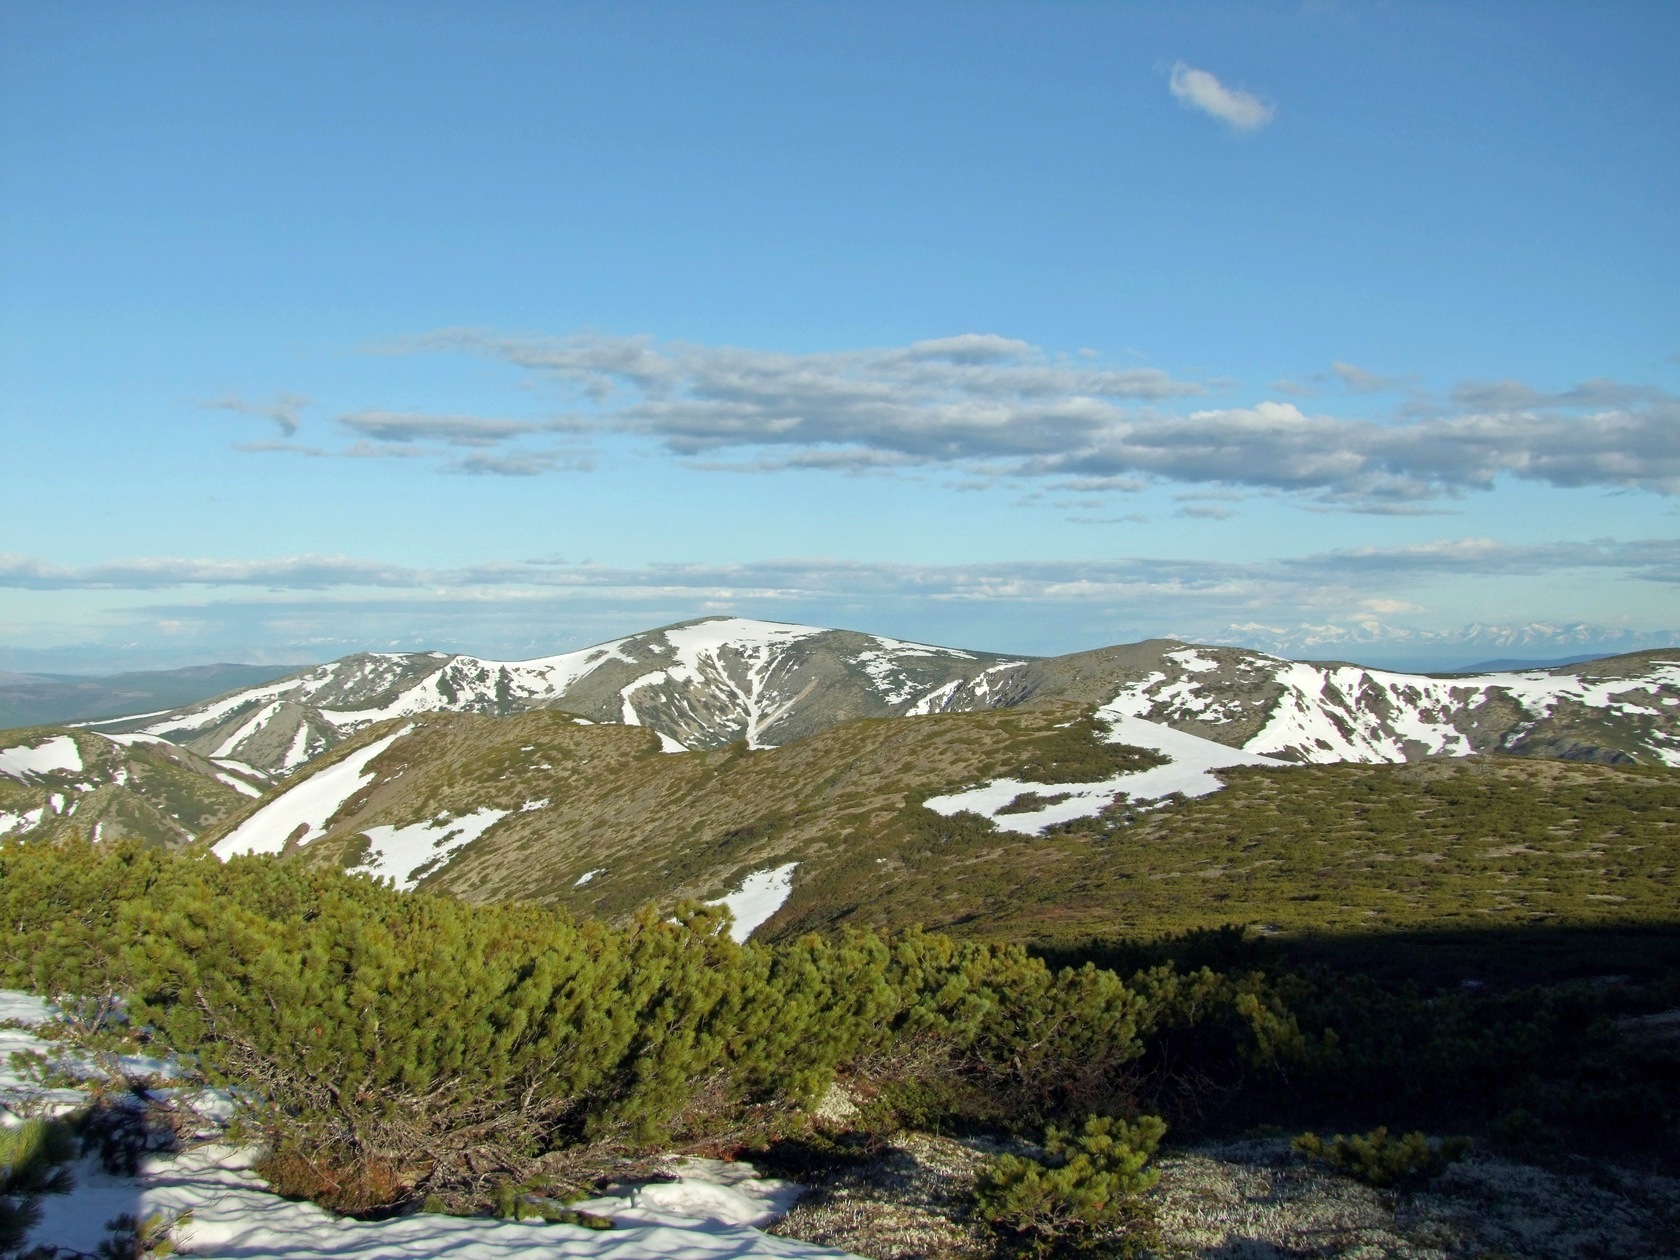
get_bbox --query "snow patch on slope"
[352,807,510,890]
[0,807,46,835]
[144,677,318,737]
[211,701,282,759]
[1106,652,1680,766]
[212,725,413,858]
[0,734,83,779]
[712,863,798,941]
[664,619,827,748]
[281,723,313,771]
[215,773,262,799]
[849,635,977,705]
[925,712,1288,835]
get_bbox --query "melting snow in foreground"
[212,725,413,859]
[353,806,511,891]
[0,733,83,779]
[1,991,857,1259]
[925,712,1289,835]
[712,863,799,941]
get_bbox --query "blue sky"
[2,1,1677,671]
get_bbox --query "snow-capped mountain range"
[74,616,1680,778]
[5,615,1676,935]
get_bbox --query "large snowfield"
[211,725,414,859]
[1,991,859,1259]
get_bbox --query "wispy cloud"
[447,449,594,476]
[1270,378,1319,399]
[1331,361,1403,393]
[1168,62,1276,133]
[9,541,1673,672]
[232,439,326,457]
[337,410,549,447]
[203,393,311,436]
[1449,378,1663,411]
[0,553,420,590]
[4,537,1675,596]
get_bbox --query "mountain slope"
[0,726,260,848]
[12,612,1671,946]
[91,618,1020,775]
[918,641,1680,766]
[84,620,1680,777]
[192,703,1680,949]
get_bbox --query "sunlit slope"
[201,702,1160,928]
[930,642,1680,765]
[196,703,1680,948]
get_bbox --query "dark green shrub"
[1010,717,1165,784]
[975,1114,1166,1257]
[1292,1126,1469,1187]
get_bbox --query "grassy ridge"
[189,704,1680,965]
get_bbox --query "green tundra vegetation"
[177,702,1680,957]
[0,728,249,850]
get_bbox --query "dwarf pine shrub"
[1292,1126,1469,1187]
[0,838,1222,1213]
[975,1114,1166,1257]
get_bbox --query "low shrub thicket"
[0,838,1292,1215]
[1039,926,1680,1165]
[1292,1127,1469,1188]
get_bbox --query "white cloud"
[1169,62,1276,133]
[237,330,1680,505]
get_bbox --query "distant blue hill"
[0,663,306,731]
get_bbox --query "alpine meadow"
[2,5,1678,1259]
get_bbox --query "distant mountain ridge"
[0,663,303,731]
[1218,618,1678,671]
[72,616,1680,779]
